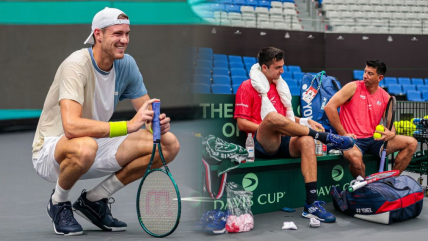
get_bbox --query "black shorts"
[353,137,384,158]
[254,130,292,159]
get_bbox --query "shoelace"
[54,203,76,225]
[211,211,227,225]
[102,197,119,221]
[312,201,327,213]
[329,134,344,146]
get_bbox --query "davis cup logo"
[242,173,258,192]
[332,165,344,181]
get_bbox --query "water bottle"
[246,133,255,162]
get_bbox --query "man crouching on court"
[31,7,180,235]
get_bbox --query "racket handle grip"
[348,181,367,192]
[379,150,386,172]
[152,102,161,143]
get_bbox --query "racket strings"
[139,171,178,236]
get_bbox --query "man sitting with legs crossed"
[234,47,355,222]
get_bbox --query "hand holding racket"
[136,101,181,237]
[347,170,399,192]
[378,96,396,172]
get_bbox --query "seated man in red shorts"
[325,60,417,178]
[234,47,355,223]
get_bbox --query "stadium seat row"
[191,82,301,95]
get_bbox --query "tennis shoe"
[302,201,336,223]
[326,133,355,151]
[194,210,217,231]
[47,190,83,236]
[73,190,127,232]
[204,210,228,234]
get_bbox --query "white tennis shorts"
[32,135,127,183]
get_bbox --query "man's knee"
[264,112,289,128]
[62,137,98,170]
[298,136,315,151]
[161,133,180,163]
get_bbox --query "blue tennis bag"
[300,71,341,133]
[331,175,424,224]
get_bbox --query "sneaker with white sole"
[302,201,336,223]
[47,190,83,236]
[72,190,127,232]
[204,211,228,234]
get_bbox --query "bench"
[201,153,379,215]
[195,94,379,214]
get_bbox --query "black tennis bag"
[331,175,424,224]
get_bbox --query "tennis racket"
[378,96,396,172]
[347,170,399,192]
[136,102,181,237]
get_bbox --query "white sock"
[52,181,71,205]
[86,174,125,202]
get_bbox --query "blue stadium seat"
[229,55,243,63]
[233,0,246,5]
[398,77,411,85]
[281,72,292,79]
[232,84,241,94]
[288,65,302,73]
[422,90,428,101]
[283,65,288,72]
[293,72,305,80]
[214,61,229,68]
[286,79,298,87]
[384,77,397,85]
[379,79,386,88]
[212,84,232,94]
[402,84,416,93]
[213,54,228,62]
[213,75,231,85]
[196,60,212,68]
[407,90,424,102]
[417,85,428,91]
[232,75,248,85]
[194,67,211,75]
[290,86,300,96]
[191,83,210,93]
[211,3,225,11]
[387,84,402,95]
[230,62,245,69]
[231,68,247,77]
[245,63,254,71]
[212,67,229,76]
[412,78,424,85]
[245,0,258,7]
[353,70,364,80]
[220,0,233,4]
[425,78,428,85]
[197,53,213,60]
[198,47,213,55]
[225,4,240,13]
[193,74,211,84]
[243,56,257,64]
[258,0,270,7]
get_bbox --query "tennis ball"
[394,121,399,128]
[397,127,403,134]
[424,115,428,119]
[373,133,382,139]
[399,120,404,127]
[376,125,384,132]
[411,118,415,125]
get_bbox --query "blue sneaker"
[47,191,83,236]
[302,201,336,223]
[73,190,127,232]
[194,210,216,231]
[204,211,228,234]
[326,133,355,151]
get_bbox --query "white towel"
[250,63,295,122]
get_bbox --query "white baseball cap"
[84,7,130,45]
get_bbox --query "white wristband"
[299,118,311,128]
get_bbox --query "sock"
[86,174,125,202]
[305,182,317,205]
[52,181,71,205]
[308,129,328,143]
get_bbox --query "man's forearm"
[325,107,347,135]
